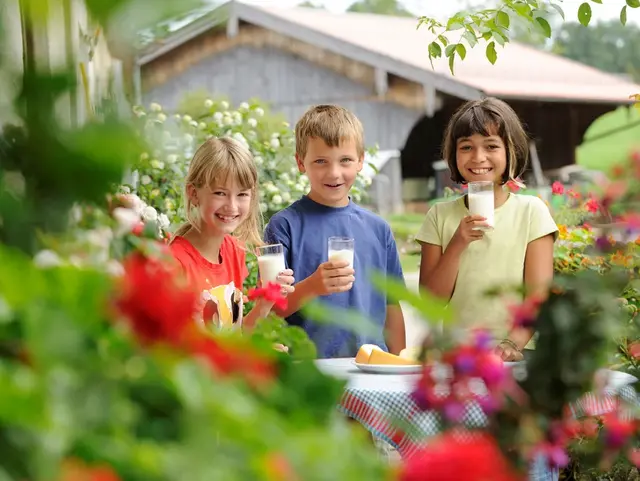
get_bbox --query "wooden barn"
[135,0,640,204]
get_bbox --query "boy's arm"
[384,225,407,355]
[385,304,406,355]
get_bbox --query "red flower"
[114,252,198,347]
[248,282,288,310]
[131,222,145,236]
[602,412,636,449]
[630,342,640,359]
[584,198,599,213]
[509,295,543,329]
[551,181,564,195]
[567,189,581,200]
[192,337,276,388]
[400,432,523,481]
[263,452,298,481]
[506,179,522,192]
[60,459,121,481]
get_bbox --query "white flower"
[281,173,290,182]
[223,115,233,126]
[189,120,198,128]
[254,107,264,117]
[232,112,242,124]
[150,160,164,170]
[182,115,192,123]
[247,118,257,128]
[126,194,146,215]
[271,132,279,139]
[272,194,283,205]
[233,132,248,146]
[265,182,278,194]
[270,138,280,149]
[197,122,206,130]
[141,175,152,185]
[174,114,182,120]
[254,155,263,166]
[220,100,229,110]
[267,161,277,169]
[149,102,162,112]
[213,112,223,123]
[120,185,131,194]
[282,121,290,128]
[204,99,214,108]
[259,203,268,213]
[134,111,146,118]
[142,205,158,222]
[113,207,140,234]
[156,113,166,122]
[184,134,194,144]
[239,102,249,111]
[105,260,124,277]
[86,227,113,248]
[281,191,291,202]
[294,183,304,191]
[290,167,298,176]
[140,152,149,160]
[34,250,62,268]
[166,154,178,164]
[158,213,170,229]
[70,204,83,223]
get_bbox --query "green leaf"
[590,0,603,4]
[535,17,552,38]
[486,41,498,65]
[448,51,456,75]
[463,30,478,47]
[444,43,457,57]
[428,41,442,58]
[550,3,565,19]
[621,5,628,24]
[446,16,465,30]
[578,2,592,26]
[492,30,506,46]
[496,11,510,28]
[456,43,467,61]
[301,302,379,337]
[627,0,640,8]
[438,34,449,47]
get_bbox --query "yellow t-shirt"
[415,193,558,342]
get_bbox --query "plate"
[352,361,423,374]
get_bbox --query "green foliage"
[347,0,413,17]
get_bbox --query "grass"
[577,106,640,173]
[387,213,424,274]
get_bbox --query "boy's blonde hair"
[295,105,365,159]
[171,137,263,247]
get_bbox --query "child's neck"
[184,228,225,264]
[493,185,510,208]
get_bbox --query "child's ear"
[186,184,199,205]
[356,154,364,173]
[295,153,306,174]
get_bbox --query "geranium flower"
[567,189,581,200]
[602,412,636,450]
[551,181,564,195]
[114,252,198,347]
[60,458,121,481]
[400,432,523,481]
[585,198,599,213]
[248,282,288,310]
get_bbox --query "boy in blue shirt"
[264,104,406,358]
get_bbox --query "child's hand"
[495,340,524,362]
[311,260,355,296]
[276,269,295,296]
[452,215,490,247]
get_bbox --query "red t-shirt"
[170,235,249,330]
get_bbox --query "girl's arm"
[418,241,465,300]
[243,299,275,330]
[504,233,555,350]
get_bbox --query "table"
[316,358,638,479]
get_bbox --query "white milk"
[468,191,494,229]
[258,254,286,284]
[328,249,354,268]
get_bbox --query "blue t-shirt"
[263,196,405,358]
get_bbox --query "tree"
[417,0,640,79]
[347,0,413,17]
[553,20,640,81]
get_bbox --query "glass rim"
[328,236,354,241]
[256,243,283,251]
[467,180,494,187]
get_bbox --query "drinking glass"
[467,181,494,230]
[256,243,286,284]
[328,236,355,268]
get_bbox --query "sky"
[238,0,640,25]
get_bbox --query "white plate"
[352,361,423,374]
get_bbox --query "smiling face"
[188,178,252,236]
[296,136,363,207]
[455,132,507,184]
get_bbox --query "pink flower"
[585,198,599,213]
[551,181,564,195]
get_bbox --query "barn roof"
[137,1,640,105]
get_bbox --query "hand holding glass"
[328,237,355,268]
[257,243,286,284]
[467,181,494,230]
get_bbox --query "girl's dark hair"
[442,97,530,185]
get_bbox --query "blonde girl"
[170,137,294,331]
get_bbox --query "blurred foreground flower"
[400,432,522,481]
[248,282,288,310]
[60,458,121,481]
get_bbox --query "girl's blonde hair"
[171,137,263,247]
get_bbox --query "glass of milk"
[256,243,286,284]
[328,237,355,268]
[468,181,494,230]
